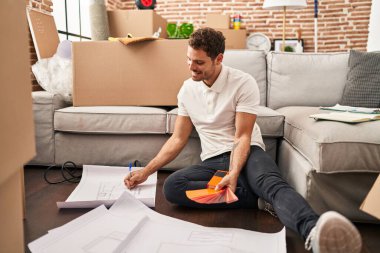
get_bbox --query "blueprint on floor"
[57,164,157,208]
[31,192,286,253]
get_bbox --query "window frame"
[55,0,91,41]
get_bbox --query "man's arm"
[125,115,193,189]
[144,115,193,174]
[215,112,256,192]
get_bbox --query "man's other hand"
[214,173,238,193]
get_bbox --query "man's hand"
[124,169,149,189]
[214,173,239,193]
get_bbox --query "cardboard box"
[0,169,25,253]
[108,10,167,38]
[1,9,36,185]
[216,29,247,49]
[360,175,380,220]
[72,39,190,106]
[1,3,36,252]
[26,9,60,59]
[206,14,231,29]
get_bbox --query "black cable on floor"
[133,160,142,167]
[44,161,82,184]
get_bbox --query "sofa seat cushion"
[277,106,380,173]
[54,106,167,134]
[167,106,284,137]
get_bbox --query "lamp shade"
[263,0,307,10]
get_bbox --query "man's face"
[187,46,222,86]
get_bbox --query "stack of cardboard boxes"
[27,8,189,107]
[205,14,247,49]
[30,9,248,107]
[107,11,247,50]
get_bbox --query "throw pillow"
[31,40,73,103]
[340,50,380,108]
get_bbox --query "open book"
[310,112,380,123]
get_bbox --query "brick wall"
[27,0,53,91]
[108,0,371,52]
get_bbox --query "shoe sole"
[315,211,362,253]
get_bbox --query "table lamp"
[263,0,307,51]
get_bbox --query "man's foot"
[305,211,362,253]
[257,198,277,217]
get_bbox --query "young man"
[124,28,362,253]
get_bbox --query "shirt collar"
[202,64,227,93]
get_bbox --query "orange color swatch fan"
[186,170,238,204]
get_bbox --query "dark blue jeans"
[163,145,319,239]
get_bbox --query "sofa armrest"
[28,91,70,165]
[32,91,71,108]
[255,106,284,138]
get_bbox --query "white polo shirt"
[177,64,265,161]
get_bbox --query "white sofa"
[29,51,380,222]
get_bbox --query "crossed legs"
[163,146,319,238]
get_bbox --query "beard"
[191,71,204,81]
[190,62,217,83]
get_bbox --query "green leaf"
[284,46,294,52]
[179,23,194,38]
[167,23,193,39]
[166,23,178,38]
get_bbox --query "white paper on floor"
[31,192,286,253]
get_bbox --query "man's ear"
[216,53,223,65]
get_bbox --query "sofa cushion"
[167,106,284,137]
[224,50,267,106]
[54,106,167,134]
[277,106,380,173]
[54,133,203,169]
[267,52,349,109]
[340,50,380,108]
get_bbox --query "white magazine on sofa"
[310,111,380,123]
[57,165,157,208]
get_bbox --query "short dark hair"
[188,27,225,59]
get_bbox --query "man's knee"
[163,171,185,204]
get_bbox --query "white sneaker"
[305,211,362,253]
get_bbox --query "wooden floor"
[24,167,380,253]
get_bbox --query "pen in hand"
[124,163,148,189]
[124,162,133,189]
[129,162,132,177]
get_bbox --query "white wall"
[367,0,380,51]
